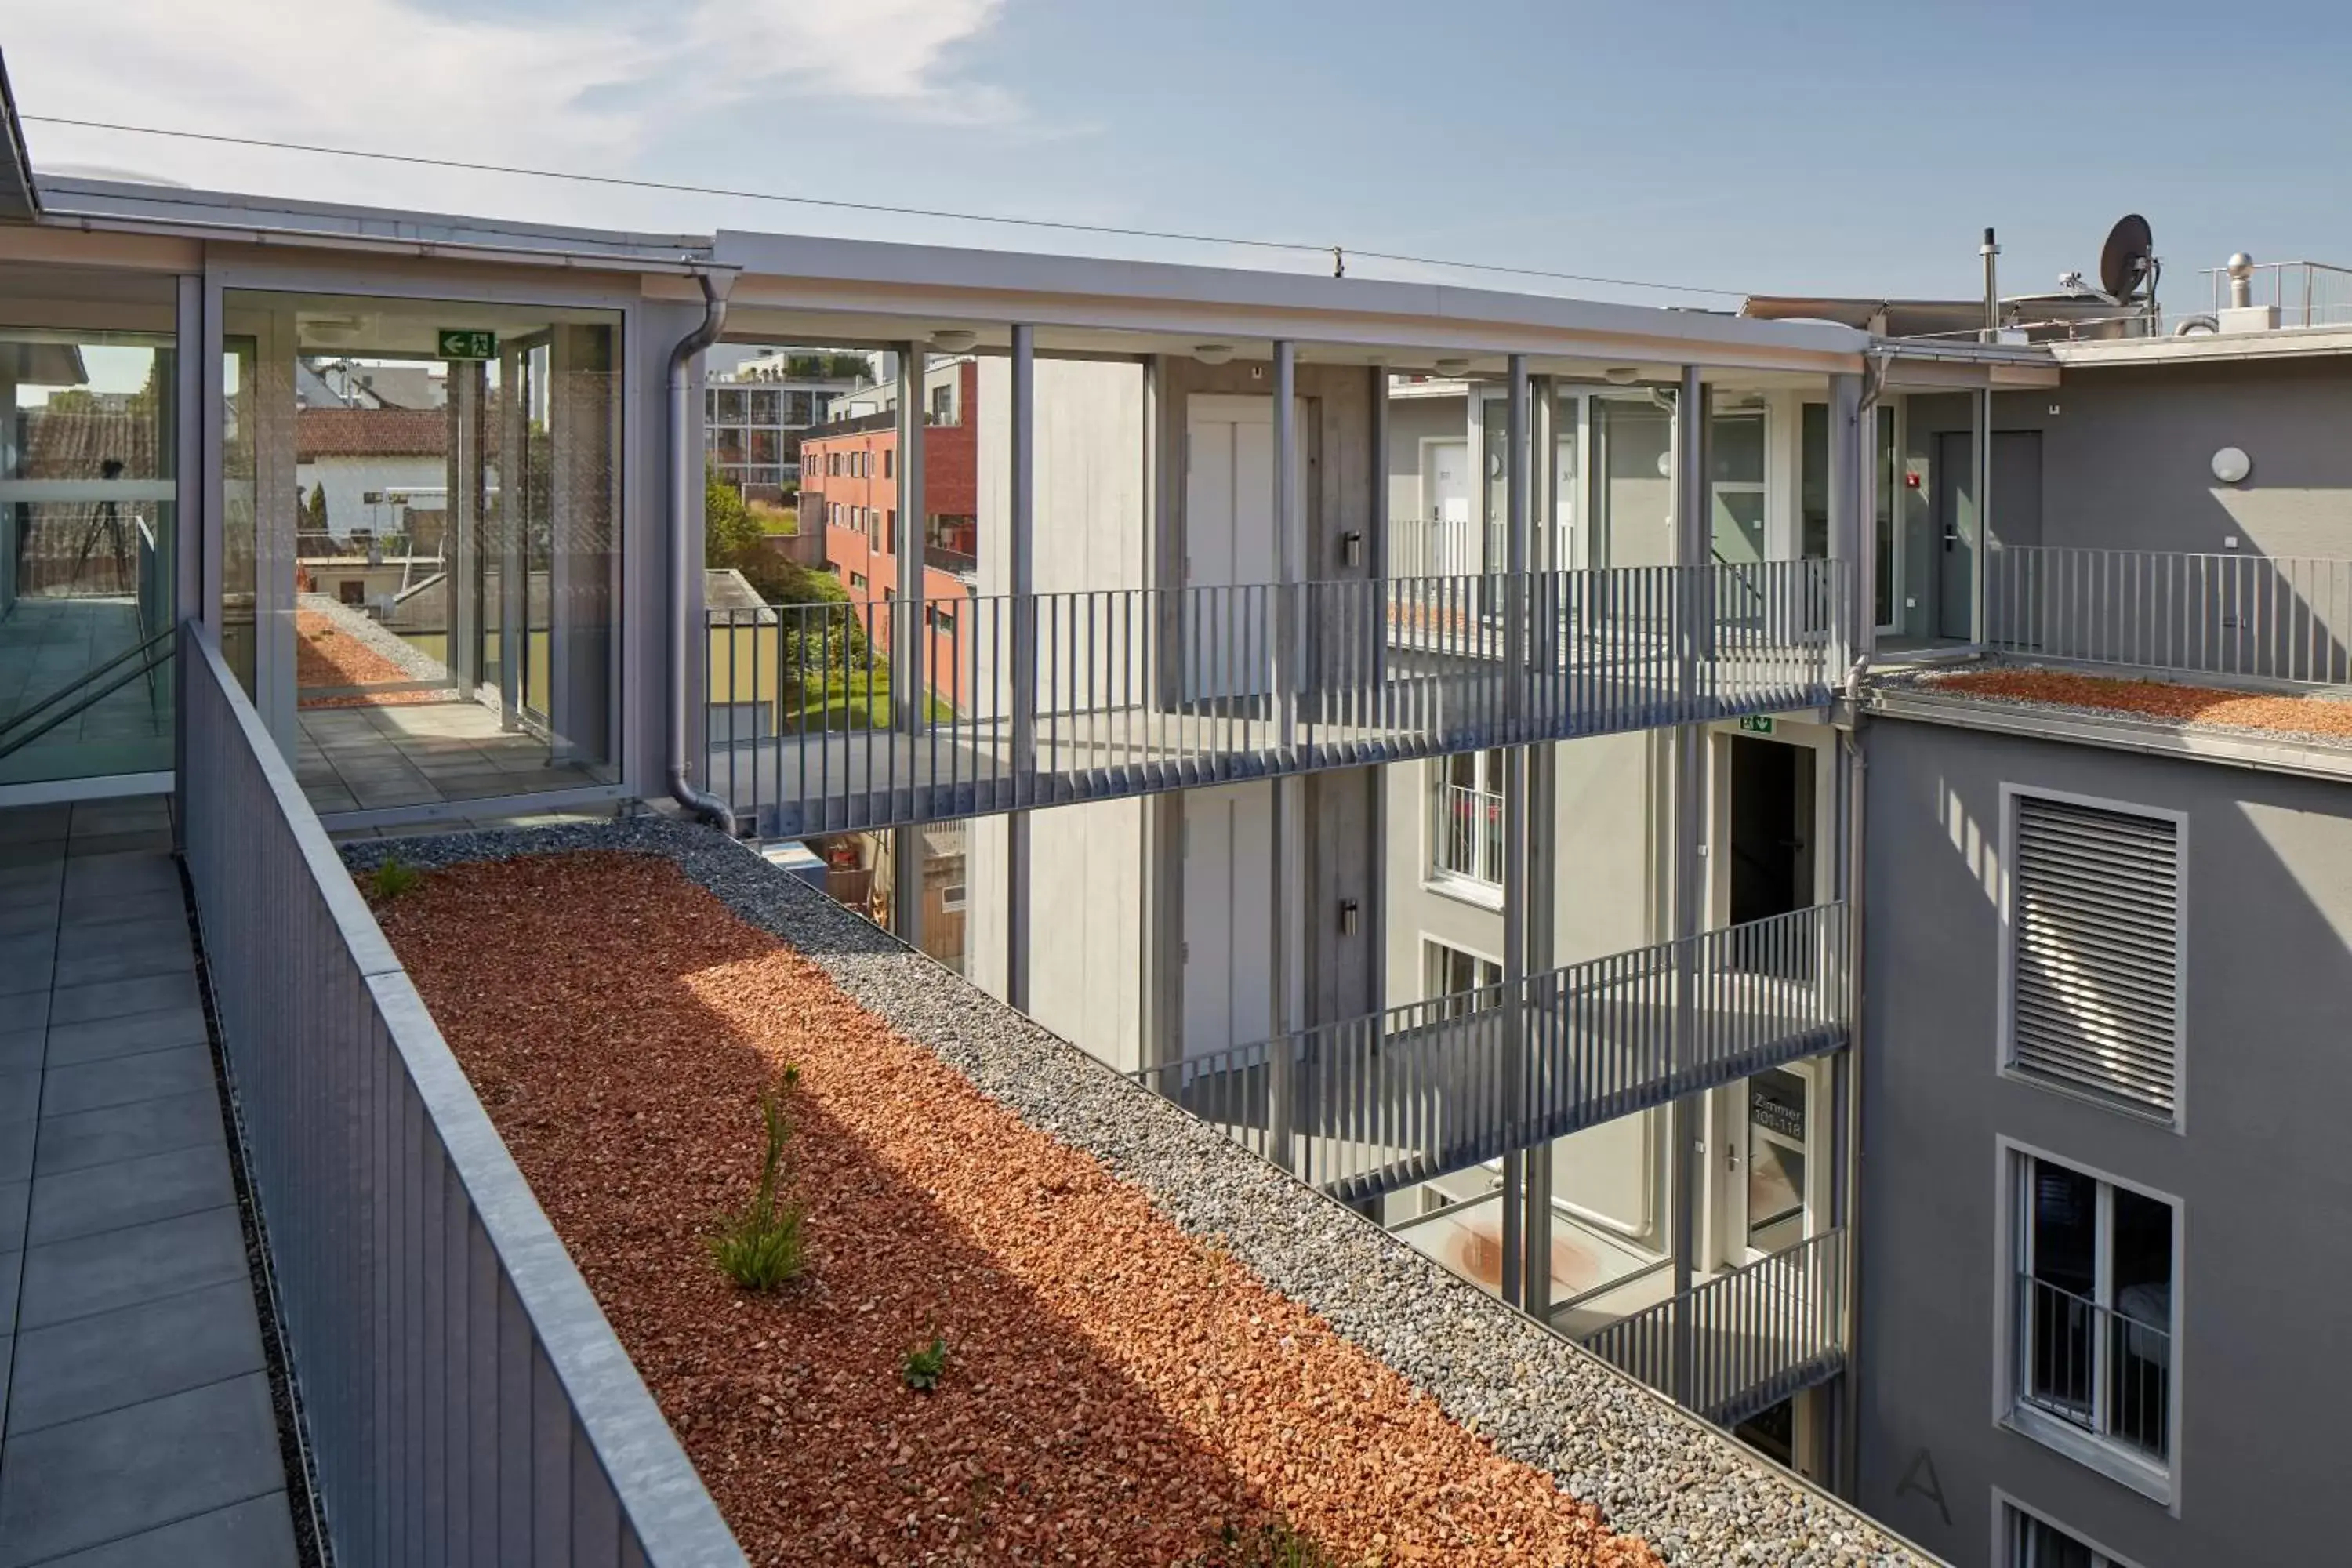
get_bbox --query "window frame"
[1424,750,1508,905]
[1992,1490,2149,1568]
[1995,782,2190,1133]
[1991,1137,2183,1511]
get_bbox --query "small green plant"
[367,856,423,902]
[706,1079,806,1291]
[900,1327,949,1392]
[1191,1522,1348,1568]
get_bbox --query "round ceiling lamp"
[1433,357,1471,376]
[1192,343,1235,365]
[931,328,978,353]
[2211,446,2252,484]
[1602,366,1641,386]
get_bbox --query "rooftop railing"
[1581,1228,1848,1426]
[180,625,746,1566]
[707,559,1849,837]
[1987,544,2352,686]
[1131,902,1849,1203]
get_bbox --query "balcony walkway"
[710,563,1847,837]
[1138,904,1851,1204]
[0,799,298,1568]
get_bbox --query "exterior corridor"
[0,798,297,1567]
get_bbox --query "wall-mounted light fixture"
[2211,446,2252,484]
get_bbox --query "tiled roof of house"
[296,407,448,461]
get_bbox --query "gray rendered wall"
[1855,713,2352,1565]
[1896,361,2352,642]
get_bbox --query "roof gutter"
[0,52,41,222]
[668,269,738,829]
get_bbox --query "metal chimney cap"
[2227,252,2256,280]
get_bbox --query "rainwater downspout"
[668,268,737,828]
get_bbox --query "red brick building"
[798,358,979,710]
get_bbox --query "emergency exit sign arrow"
[1737,714,1776,735]
[437,329,496,360]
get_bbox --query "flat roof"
[13,172,1866,379]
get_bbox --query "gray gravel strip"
[347,818,1933,1568]
[298,592,449,684]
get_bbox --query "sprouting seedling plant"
[706,1077,806,1291]
[900,1326,949,1392]
[368,856,423,902]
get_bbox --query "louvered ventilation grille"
[2010,796,2181,1116]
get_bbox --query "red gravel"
[1930,666,2352,740]
[376,852,1662,1568]
[296,609,440,710]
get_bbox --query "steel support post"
[1269,341,1301,1173]
[1668,364,1710,1406]
[1272,341,1299,754]
[1828,372,1863,676]
[891,345,929,952]
[1971,384,1991,648]
[1006,324,1036,1011]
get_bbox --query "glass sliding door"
[0,320,180,786]
[220,289,621,819]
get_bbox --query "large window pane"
[0,323,179,785]
[224,289,622,818]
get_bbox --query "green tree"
[705,463,763,568]
[306,482,328,531]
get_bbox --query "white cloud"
[2,0,1018,210]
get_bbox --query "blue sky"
[9,0,2347,307]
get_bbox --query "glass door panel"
[0,326,180,785]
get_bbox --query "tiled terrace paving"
[0,798,299,1568]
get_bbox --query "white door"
[1424,439,1471,575]
[1181,783,1275,1059]
[1183,396,1301,699]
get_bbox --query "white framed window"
[1421,937,1501,1022]
[1997,1494,2147,1568]
[2000,787,2185,1124]
[1428,749,1507,895]
[1998,1142,2180,1504]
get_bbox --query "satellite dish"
[2099,214,2157,302]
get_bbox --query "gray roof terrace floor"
[0,797,298,1568]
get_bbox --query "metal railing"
[1430,780,1505,885]
[179,624,745,1567]
[923,543,979,579]
[1581,1229,1848,1425]
[1987,544,2352,685]
[1131,902,1849,1203]
[708,560,1847,836]
[2016,1276,2172,1461]
[2201,260,2352,331]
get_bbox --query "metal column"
[1971,385,1991,647]
[891,343,929,952]
[1499,355,1531,1309]
[1268,341,1301,1174]
[1668,365,1711,1406]
[1006,325,1036,1011]
[1827,372,1863,676]
[1520,370,1557,1319]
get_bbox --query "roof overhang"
[2050,325,2352,368]
[0,52,41,223]
[709,231,1868,379]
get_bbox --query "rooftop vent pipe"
[669,269,738,830]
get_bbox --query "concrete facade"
[1854,711,2352,1565]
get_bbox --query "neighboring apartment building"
[702,348,866,499]
[797,355,980,706]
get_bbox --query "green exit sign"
[1738,713,1775,735]
[437,328,496,360]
